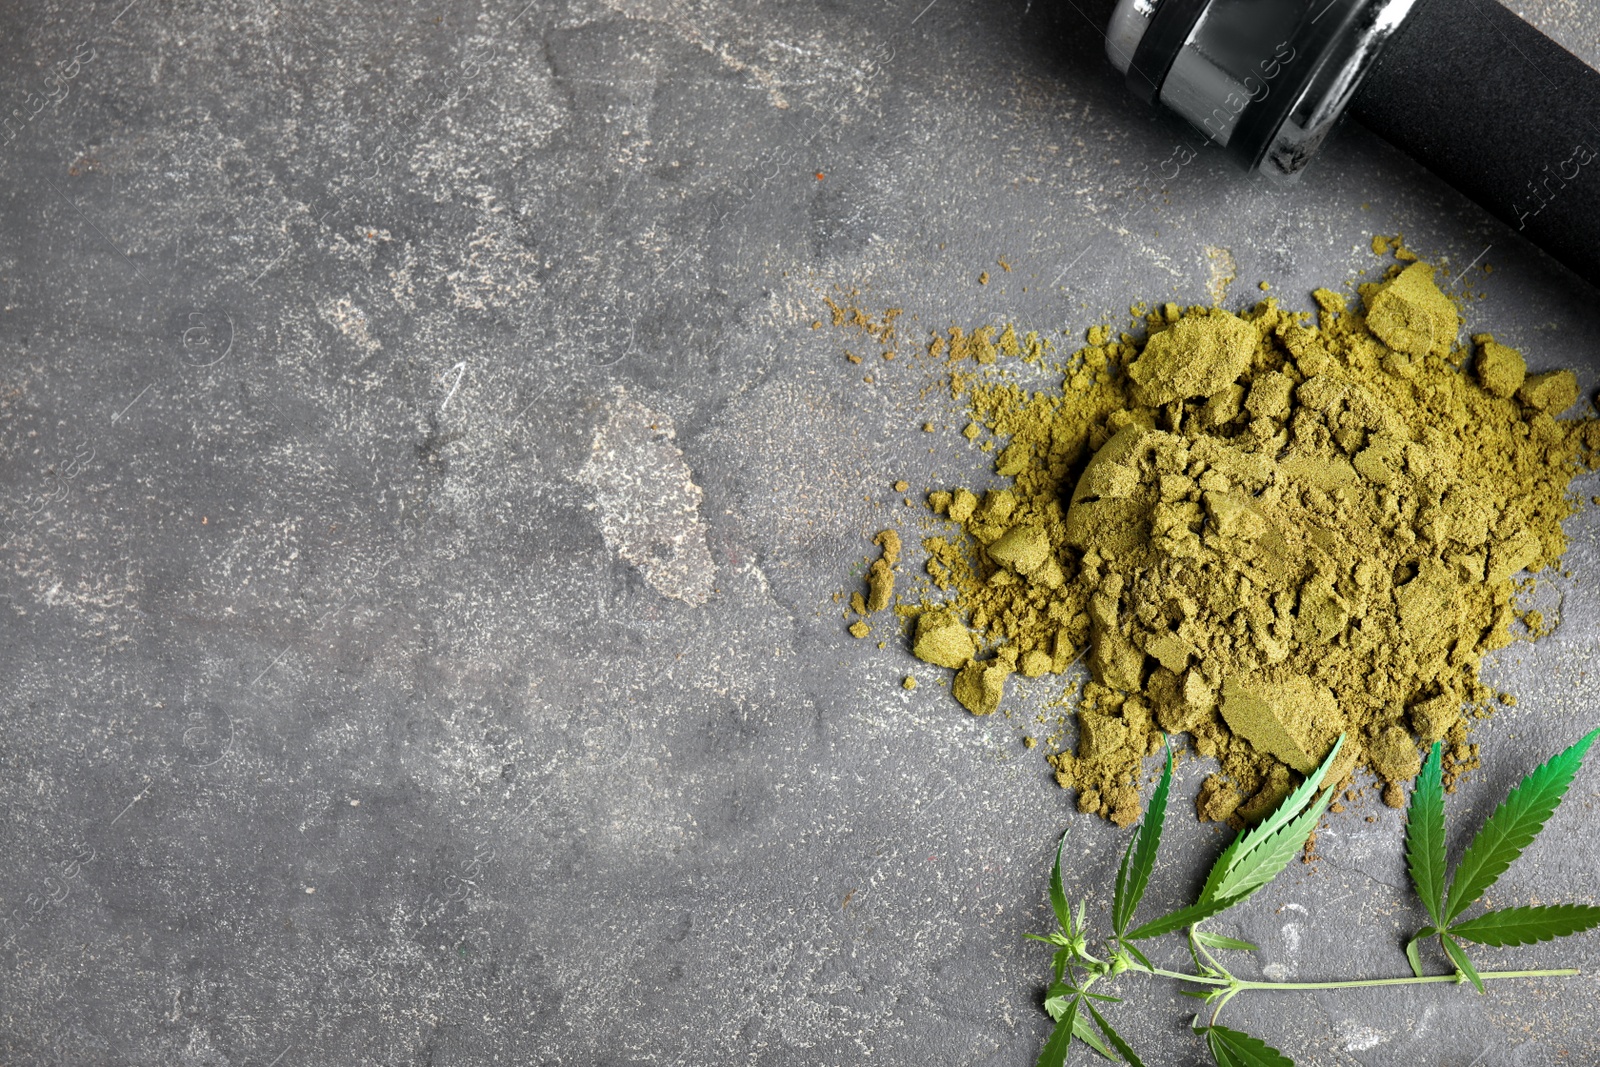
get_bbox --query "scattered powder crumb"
[866,530,900,612]
[846,529,902,637]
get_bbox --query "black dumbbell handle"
[1351,0,1600,290]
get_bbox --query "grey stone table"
[2,1,1597,1064]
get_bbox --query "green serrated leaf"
[1053,947,1070,983]
[1449,904,1600,947]
[1201,1024,1295,1067]
[1405,741,1447,928]
[1112,834,1135,936]
[1201,736,1345,904]
[1081,991,1123,1003]
[1115,741,1173,936]
[1219,790,1331,902]
[1444,728,1600,924]
[1441,934,1484,993]
[1404,929,1433,979]
[1133,788,1334,942]
[1196,832,1248,917]
[1126,898,1238,941]
[1036,998,1079,1067]
[1044,981,1073,1022]
[1209,740,1344,904]
[1251,736,1343,841]
[1157,737,1345,942]
[1193,930,1258,951]
[1050,830,1072,933]
[1122,942,1154,972]
[1077,898,1088,937]
[1087,1002,1146,1067]
[1186,927,1206,971]
[1072,1010,1115,1060]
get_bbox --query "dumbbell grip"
[1350,0,1600,290]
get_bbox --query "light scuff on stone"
[577,390,717,606]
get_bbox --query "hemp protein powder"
[848,257,1600,826]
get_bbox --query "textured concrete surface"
[1,1,1597,1065]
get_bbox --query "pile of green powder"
[885,260,1600,826]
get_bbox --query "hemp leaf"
[1448,904,1600,947]
[1035,995,1079,1067]
[1404,740,1447,928]
[1204,735,1345,904]
[1049,829,1073,932]
[1113,740,1172,937]
[1192,930,1258,952]
[1442,728,1599,924]
[1086,1001,1145,1067]
[1070,1012,1114,1059]
[1440,934,1485,994]
[1125,737,1344,941]
[1043,982,1073,1022]
[1197,1024,1294,1067]
[1404,727,1600,988]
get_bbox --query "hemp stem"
[1138,963,1578,990]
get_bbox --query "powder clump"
[1125,310,1257,406]
[913,608,976,669]
[1218,676,1341,776]
[885,257,1596,824]
[847,529,903,637]
[867,529,901,611]
[1361,262,1459,358]
[954,655,1012,716]
[1518,369,1579,415]
[1474,335,1526,398]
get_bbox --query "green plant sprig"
[1031,728,1600,1067]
